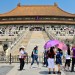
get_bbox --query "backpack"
[31,51,33,58]
[56,52,61,58]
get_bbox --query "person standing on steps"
[30,46,39,68]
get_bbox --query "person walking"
[64,44,71,71]
[56,48,63,74]
[19,46,27,71]
[71,45,75,72]
[43,49,48,67]
[47,47,56,74]
[30,46,39,68]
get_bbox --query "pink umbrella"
[44,40,60,49]
[44,43,52,49]
[57,42,67,50]
[44,40,51,49]
[50,40,60,46]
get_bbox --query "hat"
[20,46,25,49]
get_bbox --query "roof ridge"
[18,5,55,7]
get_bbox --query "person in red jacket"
[47,47,56,74]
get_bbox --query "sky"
[0,0,75,14]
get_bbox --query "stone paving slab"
[6,63,65,75]
[63,70,75,75]
[0,63,75,75]
[61,65,75,75]
[0,66,14,75]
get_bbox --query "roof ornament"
[17,0,21,7]
[54,2,58,7]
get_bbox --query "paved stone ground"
[63,70,75,75]
[61,65,75,75]
[0,65,14,75]
[0,63,75,75]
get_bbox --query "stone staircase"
[42,31,50,42]
[11,31,32,56]
[26,31,49,56]
[6,30,50,56]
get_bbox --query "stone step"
[11,31,49,56]
[11,31,32,55]
[26,31,49,56]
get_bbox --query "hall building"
[0,3,75,59]
[0,3,75,50]
[0,3,75,30]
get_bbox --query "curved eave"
[56,6,75,17]
[0,20,75,25]
[0,15,75,18]
[0,5,75,17]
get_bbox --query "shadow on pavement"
[39,71,48,74]
[39,71,62,74]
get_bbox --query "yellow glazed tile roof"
[0,5,75,17]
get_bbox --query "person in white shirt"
[19,46,27,71]
[64,44,71,71]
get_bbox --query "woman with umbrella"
[47,47,56,74]
[56,48,63,74]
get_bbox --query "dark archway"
[30,27,45,31]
